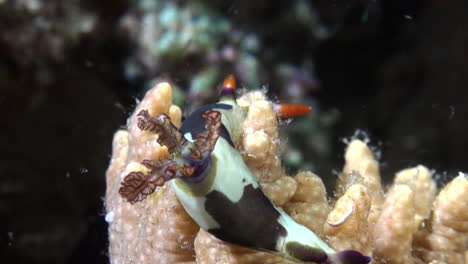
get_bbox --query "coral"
[415,173,468,264]
[119,0,262,111]
[284,171,330,236]
[194,228,289,264]
[105,82,199,264]
[337,139,384,230]
[121,1,230,65]
[324,184,371,255]
[106,82,468,264]
[118,1,331,113]
[372,184,417,263]
[0,0,96,84]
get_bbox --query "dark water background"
[1,1,467,263]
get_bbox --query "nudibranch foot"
[325,250,372,264]
[119,109,222,204]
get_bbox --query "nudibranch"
[119,75,371,264]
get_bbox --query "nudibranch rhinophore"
[119,75,371,264]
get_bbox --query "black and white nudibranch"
[119,75,371,264]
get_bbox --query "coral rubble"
[105,82,467,264]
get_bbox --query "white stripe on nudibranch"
[210,138,260,203]
[183,132,195,142]
[171,186,221,230]
[277,209,335,255]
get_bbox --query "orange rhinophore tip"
[223,74,236,91]
[220,74,236,97]
[273,103,312,118]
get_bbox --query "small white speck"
[244,127,254,134]
[85,60,94,68]
[80,168,88,174]
[404,15,413,20]
[449,105,455,119]
[105,211,114,223]
[6,231,13,246]
[184,132,195,142]
[65,172,71,178]
[457,172,467,179]
[341,137,350,144]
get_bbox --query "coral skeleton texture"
[105,82,468,264]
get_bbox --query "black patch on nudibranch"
[181,103,234,146]
[204,184,287,252]
[285,241,327,262]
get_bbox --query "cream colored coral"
[239,91,283,183]
[337,143,468,264]
[106,130,129,197]
[372,184,418,264]
[284,171,330,235]
[394,165,436,225]
[194,229,291,264]
[106,83,468,264]
[338,140,384,230]
[262,176,298,206]
[418,173,468,264]
[324,184,371,255]
[106,82,197,264]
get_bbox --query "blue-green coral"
[119,0,263,97]
[122,1,231,61]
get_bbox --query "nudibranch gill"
[119,75,371,264]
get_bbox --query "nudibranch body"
[119,75,371,264]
